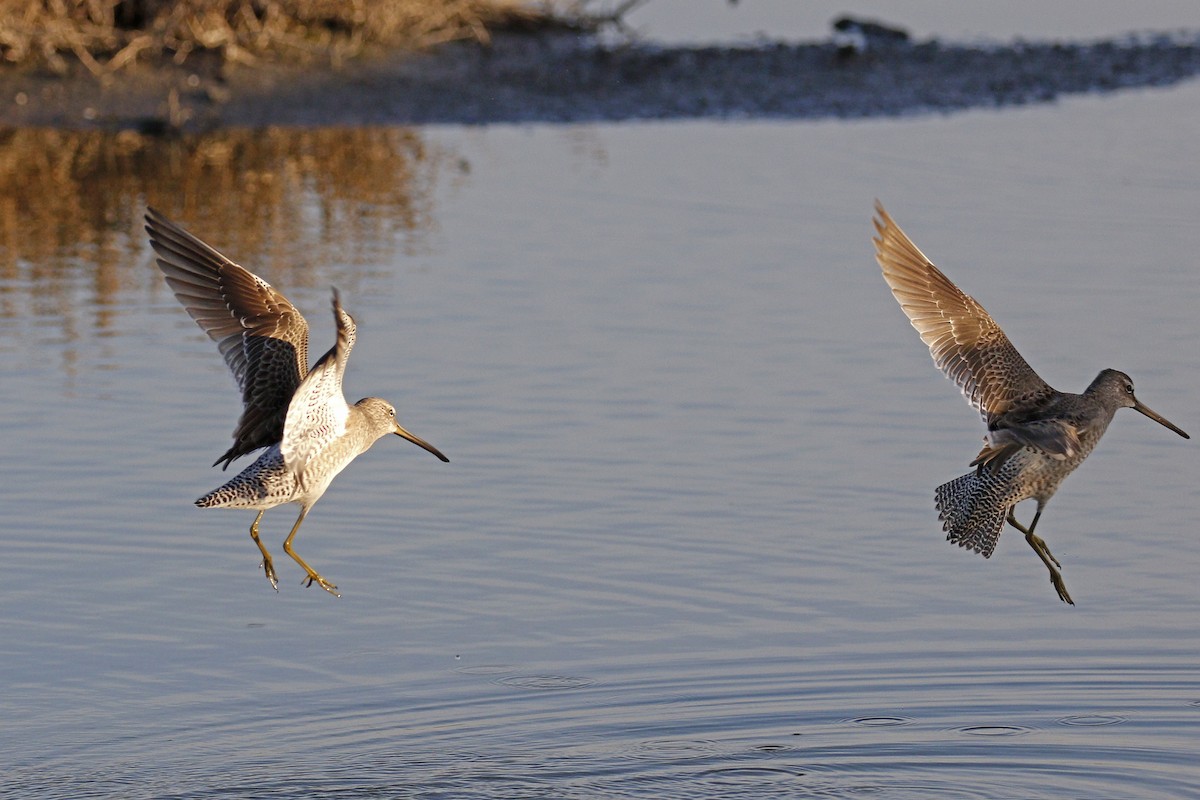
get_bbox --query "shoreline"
[3,29,1200,131]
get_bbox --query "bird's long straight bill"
[1134,402,1190,439]
[395,424,450,461]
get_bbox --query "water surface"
[2,77,1200,800]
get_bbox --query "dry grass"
[0,0,612,75]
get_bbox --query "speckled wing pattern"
[873,201,1054,425]
[145,208,310,468]
[280,291,356,489]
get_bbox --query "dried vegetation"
[0,0,616,76]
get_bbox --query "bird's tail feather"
[935,472,1006,558]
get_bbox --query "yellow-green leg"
[281,506,340,597]
[249,510,278,591]
[1006,507,1074,606]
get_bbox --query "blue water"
[2,33,1200,800]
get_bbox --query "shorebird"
[873,201,1188,604]
[146,209,448,597]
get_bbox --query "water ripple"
[954,724,1035,737]
[496,674,598,690]
[1057,714,1127,727]
[620,737,724,761]
[849,715,915,727]
[454,663,517,676]
[697,765,807,785]
[11,654,1200,799]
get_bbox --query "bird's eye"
[1125,383,1134,394]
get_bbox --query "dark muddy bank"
[4,29,1200,130]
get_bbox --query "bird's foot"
[260,557,279,592]
[302,571,340,598]
[1049,568,1074,606]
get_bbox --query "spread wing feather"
[873,201,1054,422]
[146,208,310,468]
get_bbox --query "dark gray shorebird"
[146,209,448,597]
[873,202,1188,604]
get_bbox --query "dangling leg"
[1006,504,1073,605]
[249,510,278,591]
[281,506,340,597]
[1006,507,1060,567]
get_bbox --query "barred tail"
[934,472,1007,558]
[195,488,226,508]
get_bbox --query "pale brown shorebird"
[873,201,1188,604]
[146,209,448,597]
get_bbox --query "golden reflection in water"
[0,125,446,375]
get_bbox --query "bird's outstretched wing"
[873,201,1054,423]
[280,290,355,487]
[146,208,310,468]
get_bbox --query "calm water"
[627,0,1200,42]
[3,55,1200,800]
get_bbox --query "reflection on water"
[0,125,446,336]
[0,126,455,389]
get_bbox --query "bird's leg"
[281,507,340,598]
[249,510,278,591]
[1005,508,1061,568]
[1006,507,1073,605]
